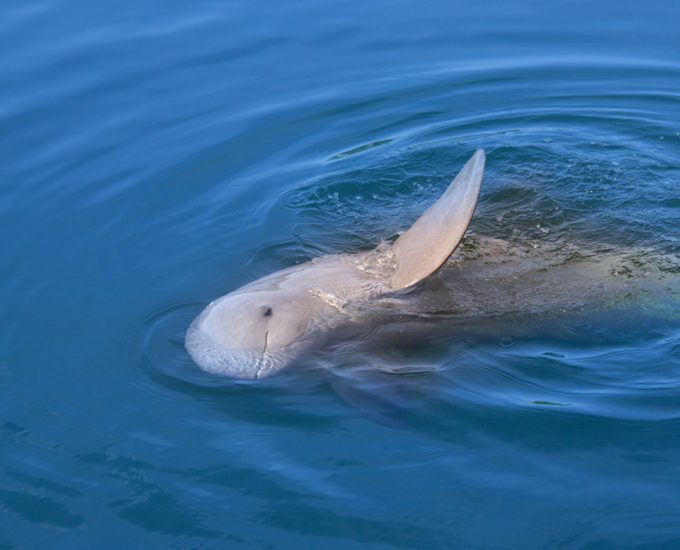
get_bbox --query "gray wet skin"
[187,150,483,378]
[186,150,679,379]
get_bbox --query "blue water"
[2,0,680,547]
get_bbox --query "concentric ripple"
[3,0,680,546]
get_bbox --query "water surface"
[2,0,680,547]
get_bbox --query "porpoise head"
[186,285,323,379]
[186,149,485,379]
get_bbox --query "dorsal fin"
[390,149,485,290]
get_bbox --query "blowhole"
[263,307,273,317]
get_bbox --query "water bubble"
[500,336,514,348]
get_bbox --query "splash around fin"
[390,149,485,290]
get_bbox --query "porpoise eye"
[263,306,273,317]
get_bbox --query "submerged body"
[186,150,679,379]
[410,235,678,319]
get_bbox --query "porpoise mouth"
[255,330,270,379]
[185,323,289,380]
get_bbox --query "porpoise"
[186,150,679,379]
